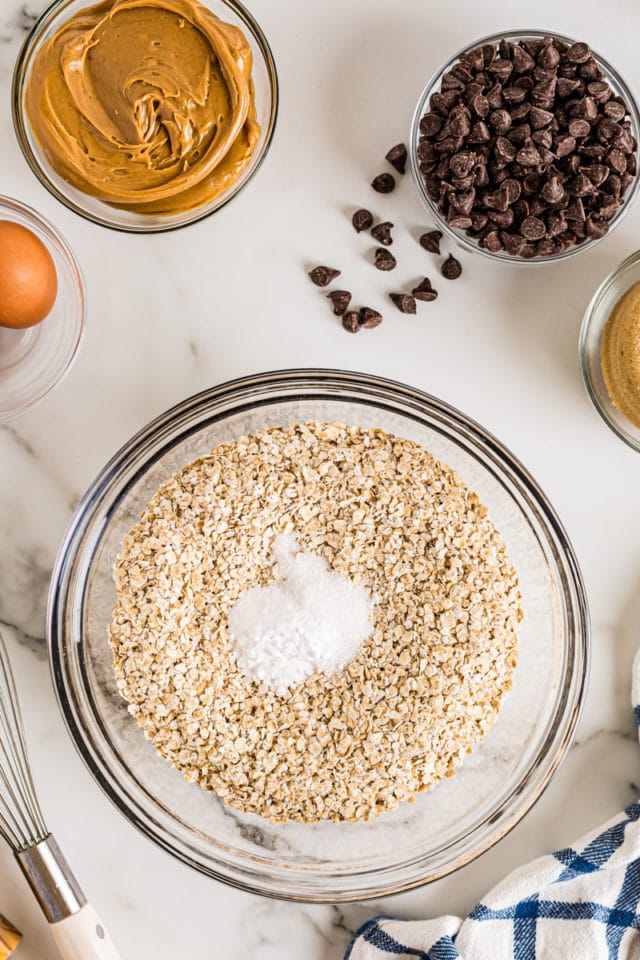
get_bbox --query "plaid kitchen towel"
[345,651,640,960]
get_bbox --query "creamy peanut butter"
[601,280,640,430]
[26,0,260,215]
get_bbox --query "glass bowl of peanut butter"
[12,0,278,232]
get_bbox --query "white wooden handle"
[50,903,122,960]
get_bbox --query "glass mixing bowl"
[409,29,640,264]
[48,370,589,901]
[0,195,85,422]
[12,0,278,234]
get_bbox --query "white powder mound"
[228,533,374,695]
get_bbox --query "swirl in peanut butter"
[26,0,260,215]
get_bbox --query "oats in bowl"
[109,421,522,823]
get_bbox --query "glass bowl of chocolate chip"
[410,30,640,262]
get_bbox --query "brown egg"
[0,220,58,329]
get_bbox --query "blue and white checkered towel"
[345,652,640,960]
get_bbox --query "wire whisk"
[0,634,48,851]
[0,629,121,959]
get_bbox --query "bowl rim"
[47,369,590,901]
[0,194,86,421]
[409,27,640,265]
[11,0,279,235]
[579,248,640,451]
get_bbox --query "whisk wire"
[0,632,48,851]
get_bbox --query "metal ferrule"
[15,835,86,923]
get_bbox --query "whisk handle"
[50,904,122,960]
[16,837,122,960]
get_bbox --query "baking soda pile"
[228,533,374,694]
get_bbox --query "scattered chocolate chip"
[374,248,397,271]
[386,143,408,175]
[359,307,383,328]
[342,311,360,333]
[389,293,417,314]
[441,254,463,279]
[371,172,395,193]
[308,265,340,287]
[412,277,438,301]
[371,221,394,245]
[352,209,373,233]
[327,290,352,315]
[419,229,443,253]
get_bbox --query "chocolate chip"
[565,198,586,221]
[517,141,542,166]
[588,81,612,104]
[521,215,546,240]
[389,294,416,314]
[470,210,488,231]
[342,311,360,333]
[327,290,352,315]
[412,277,438,301]
[541,175,565,204]
[309,266,340,287]
[557,77,582,98]
[608,148,628,174]
[535,237,557,257]
[538,40,560,71]
[571,172,597,196]
[386,143,408,175]
[568,118,591,139]
[371,221,393,245]
[420,112,443,136]
[532,128,553,149]
[583,163,609,186]
[604,100,626,121]
[352,209,373,233]
[374,248,397,271]
[529,106,554,129]
[441,254,463,278]
[449,187,476,216]
[495,136,517,163]
[566,42,591,63]
[598,117,622,141]
[486,83,504,109]
[449,106,472,136]
[480,229,503,252]
[554,134,577,157]
[468,120,491,143]
[585,217,609,239]
[419,229,443,254]
[359,307,383,329]
[371,173,395,193]
[512,44,535,73]
[547,211,568,236]
[488,59,513,82]
[501,231,526,255]
[488,208,514,229]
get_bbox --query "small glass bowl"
[580,250,640,451]
[0,196,85,422]
[12,0,278,234]
[409,29,640,264]
[48,370,589,901]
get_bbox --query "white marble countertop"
[1,0,640,956]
